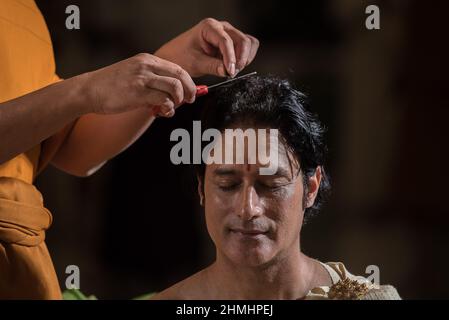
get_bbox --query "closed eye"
[257,180,289,189]
[218,183,241,192]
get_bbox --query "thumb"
[200,56,228,77]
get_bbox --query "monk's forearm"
[0,75,90,165]
[50,107,156,177]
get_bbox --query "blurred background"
[34,0,449,299]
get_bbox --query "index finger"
[221,21,252,73]
[201,19,237,77]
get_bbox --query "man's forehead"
[210,133,291,158]
[203,128,300,177]
[210,159,297,178]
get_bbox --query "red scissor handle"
[152,85,209,117]
[195,85,209,97]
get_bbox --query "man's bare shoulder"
[151,268,210,300]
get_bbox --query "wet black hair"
[196,75,330,221]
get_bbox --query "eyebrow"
[213,168,239,176]
[212,166,294,179]
[273,167,293,179]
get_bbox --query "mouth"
[229,228,268,238]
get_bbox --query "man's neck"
[204,248,325,300]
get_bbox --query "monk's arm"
[2,18,259,177]
[49,109,157,177]
[0,75,89,165]
[1,53,196,175]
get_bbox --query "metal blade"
[207,71,257,90]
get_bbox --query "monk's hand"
[154,18,259,78]
[82,53,196,118]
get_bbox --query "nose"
[237,184,263,221]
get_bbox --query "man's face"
[201,131,317,267]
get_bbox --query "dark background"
[34,0,449,299]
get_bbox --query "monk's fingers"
[200,18,237,77]
[145,74,186,107]
[246,34,260,66]
[147,58,196,104]
[144,89,176,117]
[221,21,252,73]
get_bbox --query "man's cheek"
[210,190,238,212]
[273,204,301,229]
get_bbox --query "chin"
[224,242,276,267]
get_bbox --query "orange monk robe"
[0,0,76,299]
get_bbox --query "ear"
[197,174,205,207]
[305,166,322,208]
